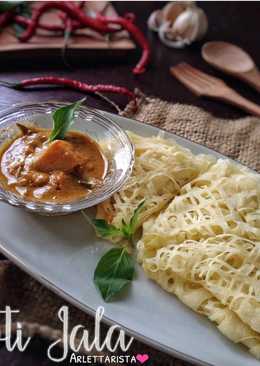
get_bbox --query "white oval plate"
[0,109,258,366]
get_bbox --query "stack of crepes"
[97,132,260,358]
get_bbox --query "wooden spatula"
[202,41,260,92]
[170,63,260,117]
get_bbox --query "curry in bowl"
[0,125,107,204]
[0,100,108,204]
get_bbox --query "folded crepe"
[138,159,260,259]
[96,132,260,358]
[97,132,213,232]
[142,261,260,358]
[142,234,260,334]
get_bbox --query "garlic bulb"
[148,2,208,48]
[147,10,163,31]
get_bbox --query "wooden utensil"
[202,41,260,92]
[170,63,260,117]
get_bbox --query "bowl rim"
[0,101,135,215]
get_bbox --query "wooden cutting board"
[0,1,135,64]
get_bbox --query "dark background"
[0,2,259,365]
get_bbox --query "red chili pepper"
[15,2,150,75]
[98,15,151,75]
[59,1,83,31]
[19,1,119,42]
[0,10,15,29]
[0,76,136,101]
[58,11,82,32]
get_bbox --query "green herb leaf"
[121,218,130,239]
[92,219,122,238]
[129,199,145,235]
[94,247,135,302]
[48,98,86,142]
[120,200,145,240]
[91,200,145,241]
[0,1,23,13]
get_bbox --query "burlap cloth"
[0,92,259,365]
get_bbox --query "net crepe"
[96,131,260,358]
[139,159,260,259]
[143,265,260,358]
[144,234,260,334]
[97,132,213,230]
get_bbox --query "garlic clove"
[162,2,189,23]
[147,10,164,32]
[171,8,200,43]
[159,21,191,49]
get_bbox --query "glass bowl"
[0,102,134,215]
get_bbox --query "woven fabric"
[122,92,260,172]
[1,93,259,366]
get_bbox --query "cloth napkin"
[0,92,259,366]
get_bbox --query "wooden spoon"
[202,41,260,92]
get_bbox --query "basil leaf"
[129,199,145,233]
[121,218,131,239]
[0,1,23,13]
[121,200,146,240]
[48,98,85,142]
[92,219,122,238]
[91,200,145,241]
[94,247,135,302]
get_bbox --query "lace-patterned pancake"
[97,132,214,232]
[93,131,260,358]
[143,266,260,358]
[139,159,260,258]
[144,234,260,334]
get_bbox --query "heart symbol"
[136,354,149,364]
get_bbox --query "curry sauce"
[0,125,107,204]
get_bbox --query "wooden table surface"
[0,2,259,365]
